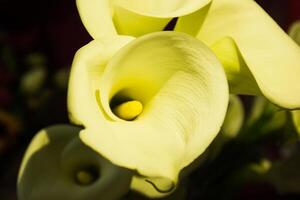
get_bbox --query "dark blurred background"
[0,0,300,199]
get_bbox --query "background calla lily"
[17,125,132,200]
[77,0,300,110]
[68,31,229,197]
[76,0,211,38]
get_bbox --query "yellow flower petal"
[113,0,211,36]
[67,35,134,125]
[77,0,211,38]
[76,0,117,39]
[112,5,171,37]
[210,37,260,95]
[174,3,211,36]
[196,0,300,109]
[69,31,228,197]
[114,0,211,17]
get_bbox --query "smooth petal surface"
[113,0,210,37]
[67,35,134,125]
[114,0,211,36]
[196,0,300,109]
[112,5,171,37]
[210,37,260,95]
[17,125,132,200]
[174,3,211,36]
[114,0,211,17]
[69,31,228,197]
[113,0,211,36]
[76,0,117,39]
[77,0,211,37]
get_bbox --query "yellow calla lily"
[196,0,300,109]
[17,125,132,200]
[76,0,211,38]
[68,31,229,197]
[77,0,300,109]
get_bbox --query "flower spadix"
[68,31,228,197]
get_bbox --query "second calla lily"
[76,0,211,38]
[77,0,300,109]
[68,31,229,197]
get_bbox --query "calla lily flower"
[76,0,211,38]
[17,125,132,200]
[68,31,229,197]
[77,0,300,109]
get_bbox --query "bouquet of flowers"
[17,0,300,199]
